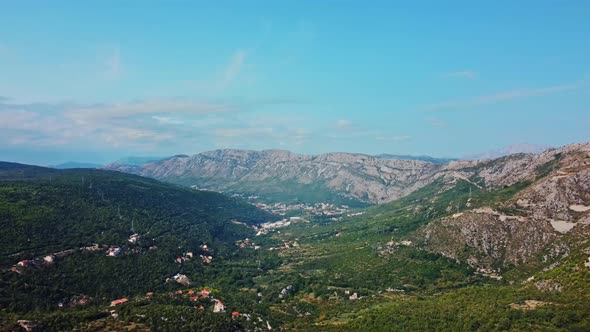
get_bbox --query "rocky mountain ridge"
[416,142,590,271]
[104,143,588,205]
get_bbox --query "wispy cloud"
[104,48,123,80]
[423,82,579,112]
[180,49,249,94]
[426,117,447,127]
[375,135,412,142]
[152,116,185,125]
[100,127,174,147]
[212,126,311,149]
[0,98,234,149]
[65,99,232,124]
[442,70,478,79]
[218,49,247,91]
[335,119,352,129]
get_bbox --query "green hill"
[0,162,282,330]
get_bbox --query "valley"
[1,142,590,331]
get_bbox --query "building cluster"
[235,238,261,250]
[252,201,352,217]
[377,239,414,256]
[254,217,308,236]
[175,251,194,264]
[267,240,299,251]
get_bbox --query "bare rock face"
[421,210,557,268]
[104,143,590,205]
[105,149,444,204]
[417,142,590,271]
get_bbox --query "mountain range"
[49,162,103,169]
[103,144,560,205]
[2,141,590,331]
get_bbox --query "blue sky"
[1,1,589,165]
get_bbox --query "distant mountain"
[105,143,587,206]
[375,154,457,164]
[112,156,167,166]
[104,149,443,205]
[464,143,553,160]
[49,161,102,169]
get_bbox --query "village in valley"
[3,178,378,332]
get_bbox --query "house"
[200,255,212,264]
[199,305,205,310]
[172,273,190,286]
[190,296,198,301]
[349,293,359,300]
[199,288,211,298]
[188,290,195,295]
[106,247,121,257]
[128,233,140,244]
[232,311,239,317]
[213,299,225,313]
[186,252,193,258]
[110,298,128,306]
[17,260,31,267]
[17,320,37,332]
[44,255,56,264]
[146,292,154,297]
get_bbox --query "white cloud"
[65,99,232,124]
[217,49,247,91]
[423,82,579,112]
[0,98,235,149]
[426,117,447,127]
[375,135,411,142]
[100,128,174,147]
[152,116,185,125]
[335,119,352,129]
[442,71,478,79]
[104,48,123,80]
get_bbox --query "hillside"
[103,150,445,205]
[104,146,564,206]
[48,162,102,169]
[0,162,281,330]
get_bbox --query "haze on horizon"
[1,1,589,165]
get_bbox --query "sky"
[0,1,589,165]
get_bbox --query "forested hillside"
[0,163,281,330]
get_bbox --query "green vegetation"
[167,176,369,207]
[1,161,589,331]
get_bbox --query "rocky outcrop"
[418,142,590,271]
[421,210,557,268]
